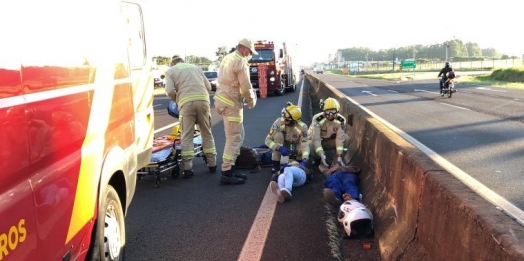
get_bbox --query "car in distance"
[204,71,218,91]
[154,75,164,87]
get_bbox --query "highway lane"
[315,73,524,218]
[124,80,366,261]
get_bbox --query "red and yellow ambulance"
[0,0,154,260]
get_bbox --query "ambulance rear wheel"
[87,184,125,261]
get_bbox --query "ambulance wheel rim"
[104,204,122,260]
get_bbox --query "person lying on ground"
[319,163,361,208]
[270,161,312,203]
[321,163,373,238]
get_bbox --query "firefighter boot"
[231,165,247,180]
[183,169,194,179]
[220,169,245,185]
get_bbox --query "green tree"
[215,46,229,65]
[482,48,498,58]
[465,42,482,57]
[153,56,171,66]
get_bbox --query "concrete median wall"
[305,74,524,261]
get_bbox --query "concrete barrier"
[306,74,524,261]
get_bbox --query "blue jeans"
[277,166,307,192]
[324,171,360,201]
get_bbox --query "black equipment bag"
[235,146,262,173]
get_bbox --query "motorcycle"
[440,78,456,98]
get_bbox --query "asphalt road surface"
[125,79,382,261]
[315,73,524,223]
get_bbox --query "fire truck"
[0,0,154,260]
[248,41,296,96]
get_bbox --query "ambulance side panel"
[0,0,153,260]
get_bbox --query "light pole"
[445,43,450,62]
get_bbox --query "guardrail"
[305,73,524,261]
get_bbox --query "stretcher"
[138,130,204,187]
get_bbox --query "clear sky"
[145,0,523,66]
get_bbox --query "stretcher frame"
[138,130,204,187]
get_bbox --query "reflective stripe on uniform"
[178,94,210,107]
[203,147,216,154]
[223,153,236,161]
[175,63,197,69]
[214,94,235,107]
[221,52,243,67]
[181,150,194,157]
[227,116,242,123]
[315,147,323,153]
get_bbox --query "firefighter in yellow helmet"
[213,38,258,185]
[308,97,350,167]
[165,55,217,179]
[265,102,310,177]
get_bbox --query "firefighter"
[265,102,309,177]
[308,97,350,167]
[214,38,258,185]
[165,55,217,178]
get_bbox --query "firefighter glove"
[337,156,345,166]
[278,146,289,156]
[320,154,328,167]
[245,90,257,109]
[300,159,307,168]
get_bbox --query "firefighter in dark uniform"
[214,38,258,185]
[438,61,453,92]
[264,102,310,175]
[165,55,217,178]
[308,97,350,167]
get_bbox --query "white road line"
[414,89,439,94]
[362,90,377,96]
[297,77,304,108]
[439,102,471,110]
[154,122,178,134]
[343,95,524,226]
[476,87,507,92]
[388,90,399,93]
[238,185,278,261]
[238,78,306,261]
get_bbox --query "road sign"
[401,60,416,69]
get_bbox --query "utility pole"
[392,49,396,71]
[445,43,450,62]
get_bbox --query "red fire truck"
[0,0,154,260]
[248,41,296,96]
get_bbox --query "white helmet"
[338,199,373,238]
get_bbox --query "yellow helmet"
[172,124,181,137]
[281,102,302,121]
[321,97,340,112]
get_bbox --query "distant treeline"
[335,38,519,63]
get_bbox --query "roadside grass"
[327,68,524,89]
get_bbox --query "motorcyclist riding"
[438,62,453,93]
